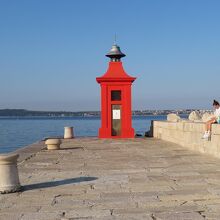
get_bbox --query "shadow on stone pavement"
[21,176,98,191]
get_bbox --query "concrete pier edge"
[152,120,220,159]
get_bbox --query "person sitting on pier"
[202,100,220,139]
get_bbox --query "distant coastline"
[0,109,200,117]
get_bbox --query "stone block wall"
[152,120,220,158]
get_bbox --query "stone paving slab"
[1,138,220,219]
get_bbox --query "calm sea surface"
[0,115,169,153]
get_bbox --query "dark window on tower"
[111,90,121,101]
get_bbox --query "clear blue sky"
[0,0,219,111]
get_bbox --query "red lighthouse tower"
[96,44,136,138]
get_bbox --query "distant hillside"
[0,109,100,117]
[0,109,193,117]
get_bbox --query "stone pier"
[1,138,220,219]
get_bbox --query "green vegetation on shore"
[0,109,100,117]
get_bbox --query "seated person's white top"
[214,107,220,119]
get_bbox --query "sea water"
[0,115,168,153]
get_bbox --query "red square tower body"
[96,44,136,138]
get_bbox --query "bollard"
[0,153,21,194]
[45,139,61,150]
[64,127,74,139]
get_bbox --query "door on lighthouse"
[112,104,121,136]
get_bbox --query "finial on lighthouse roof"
[106,43,126,62]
